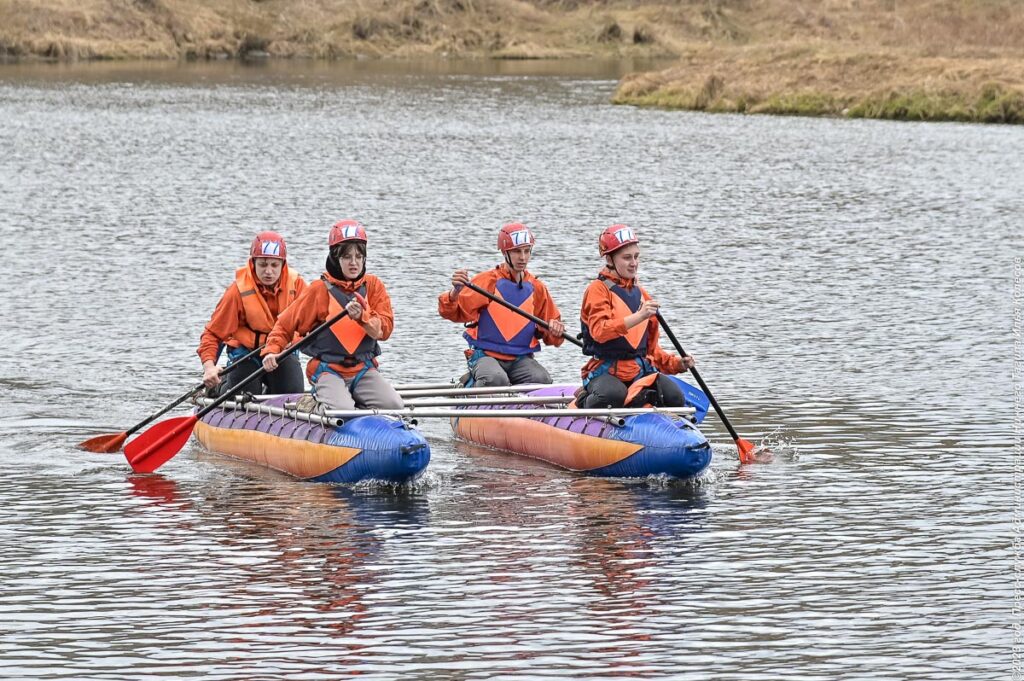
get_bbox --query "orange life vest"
[228,265,300,350]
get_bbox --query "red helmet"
[328,220,368,247]
[249,231,287,261]
[598,224,639,257]
[497,223,536,253]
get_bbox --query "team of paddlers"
[198,221,696,414]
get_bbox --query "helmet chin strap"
[606,255,621,278]
[504,252,524,288]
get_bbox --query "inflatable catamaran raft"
[193,393,430,484]
[205,375,714,480]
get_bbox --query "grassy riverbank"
[0,0,679,61]
[2,0,1021,123]
[612,0,1024,123]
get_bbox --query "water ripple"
[0,60,1016,680]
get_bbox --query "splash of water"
[757,426,798,462]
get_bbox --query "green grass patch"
[848,84,1024,123]
[616,81,1024,124]
[750,92,845,117]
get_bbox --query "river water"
[0,59,1018,680]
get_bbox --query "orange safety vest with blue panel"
[303,278,381,371]
[581,276,649,360]
[580,276,655,386]
[463,277,541,357]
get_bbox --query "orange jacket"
[438,264,563,361]
[264,271,394,379]
[579,268,683,383]
[197,263,305,364]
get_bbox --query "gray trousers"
[472,355,552,387]
[313,368,404,410]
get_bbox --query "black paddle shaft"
[196,308,350,419]
[125,384,204,437]
[463,280,583,348]
[123,345,265,436]
[655,312,742,442]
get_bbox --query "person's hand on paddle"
[677,354,695,373]
[548,318,565,337]
[202,361,222,389]
[262,352,282,372]
[346,292,368,321]
[449,269,470,300]
[625,299,660,329]
[639,299,660,319]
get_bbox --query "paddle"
[77,345,266,453]
[123,308,349,473]
[655,312,769,464]
[463,280,583,348]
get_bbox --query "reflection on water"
[0,57,678,88]
[0,59,1016,679]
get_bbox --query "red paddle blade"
[736,437,772,464]
[124,415,198,473]
[77,431,128,453]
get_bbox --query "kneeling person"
[579,225,694,409]
[439,223,565,387]
[262,220,403,411]
[198,230,306,396]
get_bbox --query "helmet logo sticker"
[260,241,282,257]
[614,227,635,244]
[342,225,362,239]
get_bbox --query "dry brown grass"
[0,0,683,60]
[7,0,1019,62]
[613,0,1024,122]
[2,0,1021,122]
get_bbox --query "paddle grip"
[464,281,583,348]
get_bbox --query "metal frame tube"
[398,384,558,397]
[252,384,560,401]
[322,407,694,420]
[403,395,573,407]
[195,397,345,429]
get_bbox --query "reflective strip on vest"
[463,277,540,356]
[580,277,648,360]
[303,279,380,366]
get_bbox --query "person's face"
[609,244,640,279]
[253,257,283,286]
[337,244,365,279]
[506,245,532,272]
